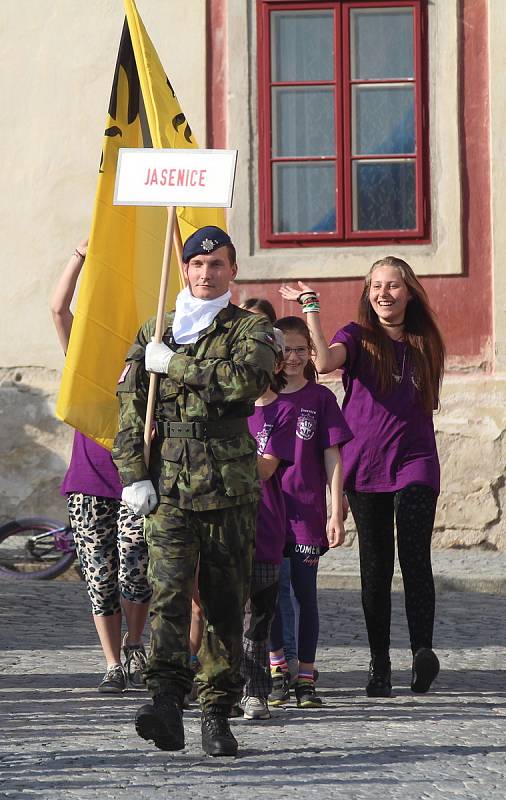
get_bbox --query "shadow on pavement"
[2,741,506,794]
[317,587,506,649]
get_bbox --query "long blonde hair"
[358,256,445,412]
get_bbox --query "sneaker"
[98,664,126,694]
[122,634,147,689]
[135,693,185,751]
[268,667,290,706]
[242,695,271,720]
[287,657,299,687]
[201,706,238,757]
[228,703,244,718]
[366,657,392,698]
[411,648,440,693]
[295,679,323,709]
[289,664,321,688]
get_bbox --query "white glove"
[122,480,158,517]
[145,339,175,373]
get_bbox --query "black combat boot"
[366,654,392,698]
[135,692,185,751]
[201,705,238,757]
[411,647,440,693]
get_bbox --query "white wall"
[0,0,206,372]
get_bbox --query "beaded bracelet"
[73,248,85,259]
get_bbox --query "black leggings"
[347,484,438,658]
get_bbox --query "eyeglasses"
[284,346,309,356]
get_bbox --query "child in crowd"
[241,297,277,324]
[268,316,352,708]
[241,328,298,720]
[241,298,299,684]
[51,239,151,694]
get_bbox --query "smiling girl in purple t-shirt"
[280,257,445,700]
[268,316,352,710]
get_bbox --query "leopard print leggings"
[67,493,151,616]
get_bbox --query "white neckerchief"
[172,286,231,344]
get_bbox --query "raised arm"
[279,280,347,374]
[50,238,88,353]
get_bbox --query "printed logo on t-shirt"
[256,423,273,454]
[296,408,317,441]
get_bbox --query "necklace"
[393,349,406,384]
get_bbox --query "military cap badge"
[182,225,232,262]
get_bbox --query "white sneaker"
[242,695,271,720]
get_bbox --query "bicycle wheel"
[0,517,76,580]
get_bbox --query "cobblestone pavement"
[1,564,506,800]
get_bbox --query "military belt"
[155,419,248,440]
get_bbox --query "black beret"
[182,226,232,263]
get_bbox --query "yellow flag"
[56,0,226,449]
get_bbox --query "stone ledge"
[317,573,506,595]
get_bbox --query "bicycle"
[0,517,77,580]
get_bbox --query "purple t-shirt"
[280,382,353,548]
[61,431,123,499]
[248,398,297,565]
[331,322,440,493]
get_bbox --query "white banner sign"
[113,148,237,207]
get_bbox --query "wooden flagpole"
[173,216,186,286]
[143,206,176,466]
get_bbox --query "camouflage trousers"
[143,500,257,710]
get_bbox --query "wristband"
[297,291,317,306]
[73,249,85,260]
[302,302,320,314]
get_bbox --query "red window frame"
[257,0,429,248]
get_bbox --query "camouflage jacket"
[112,303,276,511]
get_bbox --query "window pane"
[272,87,335,157]
[353,160,416,230]
[273,162,336,233]
[350,9,414,80]
[352,85,415,155]
[271,11,334,82]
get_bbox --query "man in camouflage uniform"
[112,226,276,757]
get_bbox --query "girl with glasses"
[267,316,352,709]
